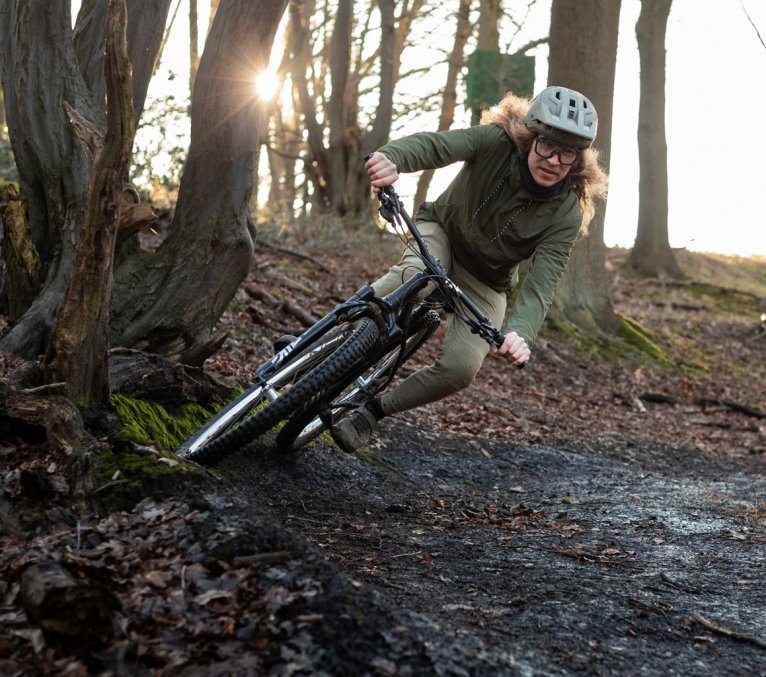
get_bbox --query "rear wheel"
[179,316,382,464]
[275,307,441,452]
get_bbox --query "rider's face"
[526,137,576,187]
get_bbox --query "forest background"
[1,1,766,673]
[77,0,766,257]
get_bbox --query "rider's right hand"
[492,330,530,368]
[365,151,399,191]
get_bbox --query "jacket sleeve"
[378,126,501,173]
[504,221,580,346]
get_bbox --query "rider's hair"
[480,92,608,230]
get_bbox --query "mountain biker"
[332,86,609,452]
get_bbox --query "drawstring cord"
[471,172,531,243]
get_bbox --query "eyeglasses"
[533,137,580,166]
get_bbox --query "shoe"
[332,404,381,452]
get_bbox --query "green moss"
[542,314,670,364]
[544,317,579,338]
[112,393,218,450]
[682,282,756,316]
[95,444,205,512]
[616,315,669,363]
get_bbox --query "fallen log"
[257,240,333,273]
[695,397,766,419]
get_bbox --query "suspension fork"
[375,271,431,340]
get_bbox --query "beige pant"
[372,220,507,415]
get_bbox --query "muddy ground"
[220,409,766,675]
[1,243,765,675]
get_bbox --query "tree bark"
[46,0,135,409]
[110,0,290,363]
[414,0,472,212]
[74,0,173,128]
[625,0,681,278]
[1,184,43,321]
[0,0,170,359]
[547,0,622,335]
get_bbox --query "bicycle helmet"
[525,86,598,149]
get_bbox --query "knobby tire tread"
[275,307,440,452]
[188,317,381,464]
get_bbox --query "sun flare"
[254,70,280,101]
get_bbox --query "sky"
[418,0,766,257]
[75,0,766,258]
[605,0,766,257]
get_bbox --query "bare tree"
[283,0,427,220]
[547,0,622,335]
[413,0,472,212]
[625,0,681,278]
[0,0,288,376]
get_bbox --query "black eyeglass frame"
[533,136,580,166]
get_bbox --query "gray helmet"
[525,86,598,149]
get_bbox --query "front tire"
[275,307,441,452]
[179,316,382,464]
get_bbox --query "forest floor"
[1,225,765,675]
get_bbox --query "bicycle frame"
[177,185,512,460]
[375,186,507,349]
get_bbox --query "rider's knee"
[436,360,479,395]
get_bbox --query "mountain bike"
[176,184,510,465]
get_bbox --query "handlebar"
[372,182,525,367]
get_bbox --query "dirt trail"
[227,419,766,675]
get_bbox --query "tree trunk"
[74,0,173,128]
[46,0,135,409]
[110,0,289,363]
[190,0,199,95]
[209,0,220,31]
[0,1,96,358]
[327,0,354,214]
[0,0,170,359]
[547,0,622,335]
[414,0,472,212]
[478,0,500,50]
[625,0,681,278]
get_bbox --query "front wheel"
[275,307,441,452]
[178,316,382,464]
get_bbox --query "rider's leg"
[378,259,507,416]
[333,221,455,451]
[334,226,506,450]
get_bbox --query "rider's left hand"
[492,331,530,367]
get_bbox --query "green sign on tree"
[466,50,535,123]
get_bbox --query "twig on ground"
[695,398,766,420]
[691,611,766,649]
[660,572,698,593]
[257,240,334,273]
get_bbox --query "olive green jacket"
[378,124,582,345]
